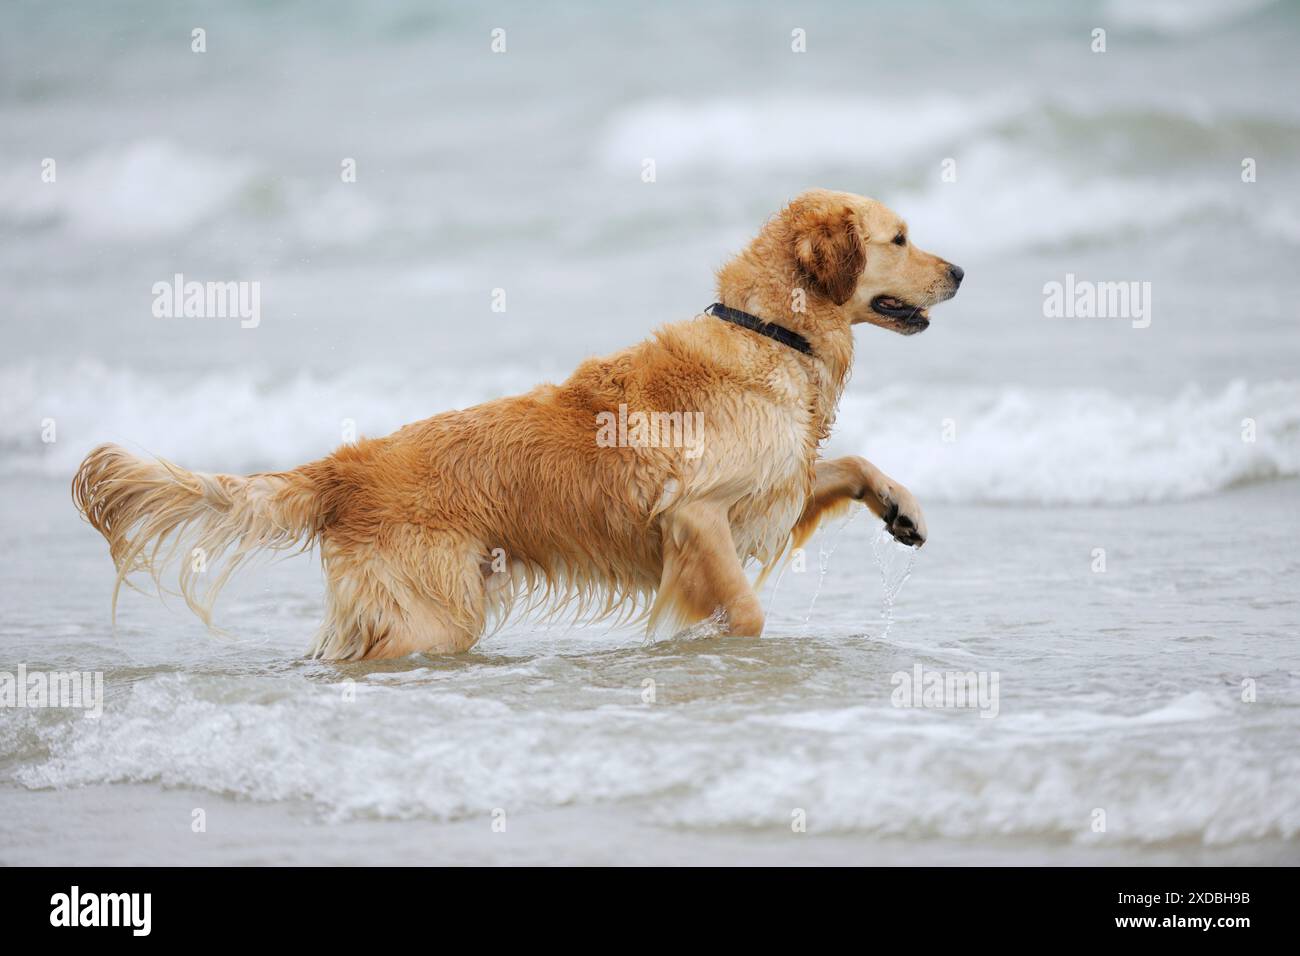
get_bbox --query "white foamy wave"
[0,359,544,478]
[894,140,1257,253]
[659,697,1300,843]
[1102,0,1278,36]
[830,380,1300,505]
[4,362,1295,505]
[597,95,1300,251]
[16,676,1299,843]
[599,94,1024,172]
[0,140,256,239]
[598,92,1300,175]
[15,674,705,823]
[0,138,386,245]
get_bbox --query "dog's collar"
[704,302,813,356]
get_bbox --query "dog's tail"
[72,443,325,628]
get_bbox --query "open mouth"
[871,295,930,332]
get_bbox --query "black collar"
[704,302,813,356]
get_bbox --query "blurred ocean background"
[2,0,1298,863]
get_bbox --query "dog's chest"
[661,366,826,561]
[721,396,817,561]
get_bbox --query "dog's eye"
[892,233,906,246]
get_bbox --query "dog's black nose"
[948,263,964,286]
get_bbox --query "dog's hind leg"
[310,533,487,661]
[649,501,764,638]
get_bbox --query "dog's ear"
[792,203,865,306]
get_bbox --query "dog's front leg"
[650,501,765,637]
[793,456,926,548]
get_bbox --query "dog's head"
[784,189,962,334]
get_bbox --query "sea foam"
[3,360,1297,505]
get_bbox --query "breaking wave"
[3,361,1297,505]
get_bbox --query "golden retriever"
[72,189,962,660]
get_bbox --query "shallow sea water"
[2,476,1297,864]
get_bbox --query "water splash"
[871,527,917,641]
[801,509,864,632]
[670,608,730,642]
[763,558,790,618]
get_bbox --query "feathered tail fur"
[71,443,323,629]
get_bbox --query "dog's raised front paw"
[879,487,926,548]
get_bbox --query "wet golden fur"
[73,189,961,660]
